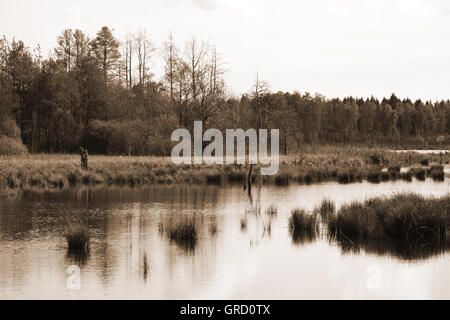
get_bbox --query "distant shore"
[1,145,449,190]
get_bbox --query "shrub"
[0,136,28,155]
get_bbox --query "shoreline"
[1,146,449,190]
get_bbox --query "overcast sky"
[1,0,450,100]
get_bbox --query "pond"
[1,179,450,299]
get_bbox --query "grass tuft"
[288,208,319,244]
[327,193,450,260]
[65,223,90,252]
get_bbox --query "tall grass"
[430,165,444,181]
[288,208,319,244]
[327,193,450,260]
[166,221,198,251]
[1,147,447,189]
[316,199,336,220]
[65,223,90,252]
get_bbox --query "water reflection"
[0,180,449,299]
[66,247,90,266]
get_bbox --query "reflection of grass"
[265,205,277,217]
[240,217,248,231]
[327,193,450,260]
[142,251,149,281]
[288,208,319,244]
[209,222,218,236]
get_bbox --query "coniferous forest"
[1,26,450,156]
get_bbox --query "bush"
[0,117,22,140]
[0,135,28,155]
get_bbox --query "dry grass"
[327,193,450,260]
[288,208,319,244]
[0,145,447,189]
[65,223,90,252]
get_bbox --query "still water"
[1,179,450,299]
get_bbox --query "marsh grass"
[413,168,426,181]
[327,193,450,260]
[367,170,381,183]
[274,173,290,186]
[400,171,412,182]
[167,221,198,251]
[430,165,444,181]
[65,223,90,253]
[316,199,336,221]
[288,208,319,244]
[1,147,447,189]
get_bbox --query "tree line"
[1,26,449,155]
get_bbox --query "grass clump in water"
[65,223,90,252]
[430,165,444,181]
[167,221,197,247]
[316,199,336,220]
[327,193,450,260]
[413,168,426,181]
[288,208,319,244]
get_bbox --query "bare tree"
[123,32,134,88]
[251,73,269,129]
[162,32,178,103]
[135,29,155,89]
[185,36,209,102]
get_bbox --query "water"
[1,179,450,299]
[393,149,449,154]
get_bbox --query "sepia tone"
[1,0,450,300]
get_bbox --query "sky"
[1,0,450,100]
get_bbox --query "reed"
[316,199,336,220]
[65,223,90,252]
[430,165,444,181]
[288,208,319,244]
[327,193,450,259]
[1,147,447,189]
[167,221,198,251]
